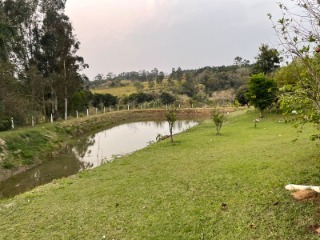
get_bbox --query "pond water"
[0,120,198,199]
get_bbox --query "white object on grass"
[285,184,320,193]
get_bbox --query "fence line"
[9,102,236,129]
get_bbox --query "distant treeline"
[88,59,252,97]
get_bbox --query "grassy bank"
[0,109,217,181]
[1,110,320,239]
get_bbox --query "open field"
[92,84,140,96]
[92,81,164,96]
[1,110,320,239]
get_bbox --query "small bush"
[212,108,226,135]
[2,160,14,169]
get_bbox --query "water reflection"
[72,120,198,168]
[0,120,198,199]
[0,147,85,199]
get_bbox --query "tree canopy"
[270,0,320,139]
[0,0,88,127]
[252,44,281,75]
[246,73,277,118]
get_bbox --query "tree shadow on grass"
[164,140,182,146]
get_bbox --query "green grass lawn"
[1,110,320,239]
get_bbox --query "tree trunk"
[169,123,173,143]
[260,109,264,118]
[41,77,46,118]
[64,97,68,120]
[64,59,67,120]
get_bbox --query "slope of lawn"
[92,84,139,96]
[1,110,320,239]
[91,79,171,97]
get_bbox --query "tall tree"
[252,44,281,75]
[156,71,165,85]
[169,68,176,80]
[234,56,243,66]
[151,68,158,81]
[38,1,87,119]
[246,73,277,118]
[176,67,183,82]
[0,2,16,62]
[0,0,87,127]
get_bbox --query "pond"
[0,120,198,199]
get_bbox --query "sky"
[65,0,291,79]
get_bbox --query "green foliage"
[0,0,88,123]
[246,73,278,118]
[91,64,252,108]
[278,56,320,139]
[235,85,249,106]
[133,81,144,92]
[156,71,165,85]
[91,93,118,108]
[273,59,303,87]
[180,78,197,97]
[70,90,92,112]
[165,106,177,143]
[0,117,10,131]
[252,44,281,74]
[1,159,14,169]
[0,21,15,62]
[234,56,250,66]
[271,1,320,140]
[211,108,225,135]
[126,92,154,105]
[148,79,155,89]
[160,92,175,105]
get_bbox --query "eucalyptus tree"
[0,23,14,61]
[234,56,250,67]
[156,71,165,85]
[0,0,87,125]
[169,68,176,81]
[36,0,87,119]
[3,0,37,66]
[151,67,158,81]
[176,67,183,82]
[0,2,35,126]
[0,10,15,62]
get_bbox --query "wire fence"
[9,101,237,130]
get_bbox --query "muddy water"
[0,120,198,199]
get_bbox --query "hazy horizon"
[65,0,291,79]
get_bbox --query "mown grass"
[0,109,211,179]
[1,110,320,239]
